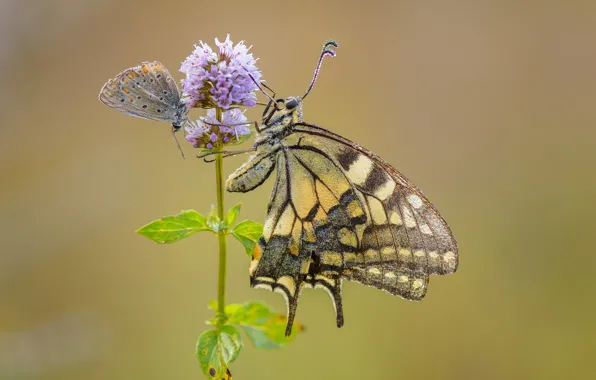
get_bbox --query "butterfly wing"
[228,123,458,336]
[99,61,184,123]
[289,123,458,282]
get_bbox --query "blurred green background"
[1,0,595,379]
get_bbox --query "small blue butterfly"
[99,61,189,154]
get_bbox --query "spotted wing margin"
[289,122,459,286]
[99,61,182,122]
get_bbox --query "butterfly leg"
[197,148,257,163]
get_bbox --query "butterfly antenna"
[248,73,277,105]
[171,126,185,159]
[303,40,338,100]
[260,82,276,98]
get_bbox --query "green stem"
[215,108,227,319]
[215,154,226,316]
[215,108,227,317]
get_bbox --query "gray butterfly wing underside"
[99,61,184,123]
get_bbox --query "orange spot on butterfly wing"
[253,243,262,260]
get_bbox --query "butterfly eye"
[285,98,298,110]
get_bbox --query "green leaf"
[136,210,210,244]
[196,326,242,379]
[231,220,263,257]
[224,204,242,229]
[225,301,303,349]
[232,220,263,241]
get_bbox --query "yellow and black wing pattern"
[236,123,458,336]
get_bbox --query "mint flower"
[185,109,251,150]
[180,35,261,109]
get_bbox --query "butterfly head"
[257,95,304,139]
[172,103,190,131]
[261,96,302,124]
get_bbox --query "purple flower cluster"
[185,109,251,150]
[180,35,261,109]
